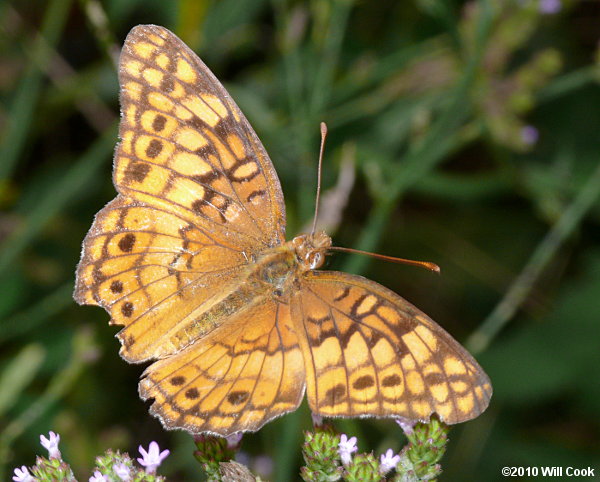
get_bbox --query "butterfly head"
[292,231,332,271]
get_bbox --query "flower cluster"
[13,431,169,481]
[299,415,450,481]
[16,417,451,481]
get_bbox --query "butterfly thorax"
[291,231,332,272]
[166,242,304,354]
[165,233,331,353]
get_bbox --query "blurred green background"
[1,0,599,480]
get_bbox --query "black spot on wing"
[125,162,151,183]
[121,301,134,317]
[160,76,174,93]
[322,384,346,407]
[353,375,375,390]
[185,388,199,399]
[152,114,167,132]
[145,139,163,158]
[170,376,186,386]
[227,391,250,406]
[118,233,136,252]
[382,374,402,387]
[110,280,124,293]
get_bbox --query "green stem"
[0,344,45,417]
[274,410,303,482]
[343,197,394,274]
[79,0,120,68]
[537,65,600,104]
[467,159,600,354]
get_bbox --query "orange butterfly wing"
[75,25,288,363]
[138,298,305,435]
[291,270,492,424]
[115,25,285,241]
[74,25,307,433]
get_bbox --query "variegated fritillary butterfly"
[74,25,492,435]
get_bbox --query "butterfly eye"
[308,251,324,269]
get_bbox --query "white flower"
[12,466,34,482]
[40,431,61,459]
[137,441,170,474]
[311,412,323,427]
[338,434,358,465]
[225,432,243,449]
[395,417,416,436]
[379,448,401,474]
[89,471,107,482]
[113,462,131,481]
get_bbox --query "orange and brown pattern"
[75,24,491,436]
[115,25,286,243]
[292,271,490,424]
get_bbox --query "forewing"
[75,24,288,362]
[291,271,492,424]
[116,24,286,245]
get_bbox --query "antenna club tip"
[422,261,441,273]
[320,122,327,135]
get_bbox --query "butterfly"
[74,25,492,436]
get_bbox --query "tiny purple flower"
[137,441,170,474]
[520,125,539,146]
[226,432,243,449]
[89,471,107,482]
[40,431,61,459]
[338,434,358,465]
[254,455,274,477]
[12,466,34,482]
[311,412,323,427]
[113,462,131,481]
[379,449,401,474]
[395,417,416,436]
[539,0,561,14]
[235,450,251,466]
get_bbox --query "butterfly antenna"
[311,122,328,236]
[328,246,441,273]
